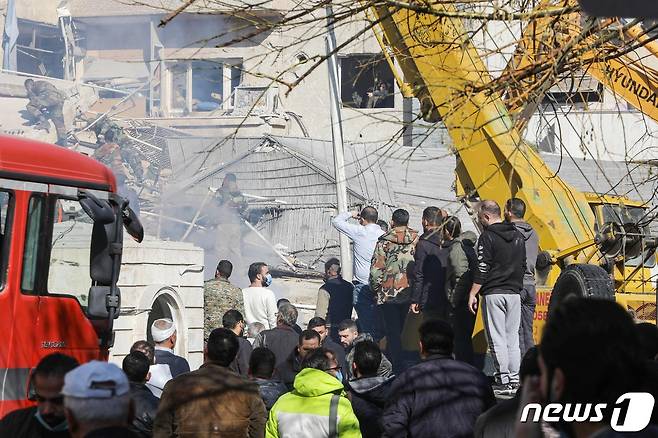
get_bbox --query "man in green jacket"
[266,347,361,437]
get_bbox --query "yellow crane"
[367,1,657,344]
[502,0,658,132]
[501,0,658,299]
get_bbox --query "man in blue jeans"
[332,206,384,340]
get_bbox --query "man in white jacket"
[243,262,278,329]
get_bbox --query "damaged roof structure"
[0,0,656,275]
[160,135,394,268]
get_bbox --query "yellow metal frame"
[365,0,657,349]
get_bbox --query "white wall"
[109,236,205,370]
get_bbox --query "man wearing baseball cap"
[151,318,190,378]
[62,361,138,438]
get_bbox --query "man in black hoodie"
[504,198,539,357]
[346,340,395,438]
[410,206,449,320]
[468,200,525,396]
[123,351,160,437]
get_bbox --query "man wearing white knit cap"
[151,318,190,378]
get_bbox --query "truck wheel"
[548,264,614,316]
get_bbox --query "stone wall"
[109,236,205,370]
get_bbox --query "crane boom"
[367,1,657,347]
[503,0,658,129]
[368,2,595,262]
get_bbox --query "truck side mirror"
[90,220,122,285]
[122,205,144,243]
[79,191,114,224]
[87,286,121,319]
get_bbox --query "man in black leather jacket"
[122,351,159,437]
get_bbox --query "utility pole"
[325,5,353,281]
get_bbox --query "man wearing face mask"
[0,353,79,437]
[266,348,361,437]
[243,262,278,329]
[467,200,525,397]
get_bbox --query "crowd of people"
[331,199,538,395]
[2,200,658,438]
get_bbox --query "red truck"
[0,135,142,416]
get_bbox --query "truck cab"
[0,135,141,416]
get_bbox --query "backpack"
[461,240,478,276]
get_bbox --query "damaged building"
[1,0,656,254]
[0,0,657,365]
[61,0,426,143]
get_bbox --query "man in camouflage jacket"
[24,79,67,145]
[204,259,244,340]
[369,208,418,373]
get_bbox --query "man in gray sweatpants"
[505,198,539,357]
[467,200,526,396]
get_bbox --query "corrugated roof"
[542,153,657,204]
[163,136,386,265]
[166,135,395,206]
[163,134,658,258]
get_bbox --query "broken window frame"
[164,60,243,116]
[15,19,65,79]
[338,53,397,110]
[542,74,604,106]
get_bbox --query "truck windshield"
[602,204,656,268]
[22,195,95,308]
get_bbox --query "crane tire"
[547,264,614,317]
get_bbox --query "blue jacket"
[155,348,190,378]
[382,354,495,438]
[254,378,288,411]
[346,375,395,438]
